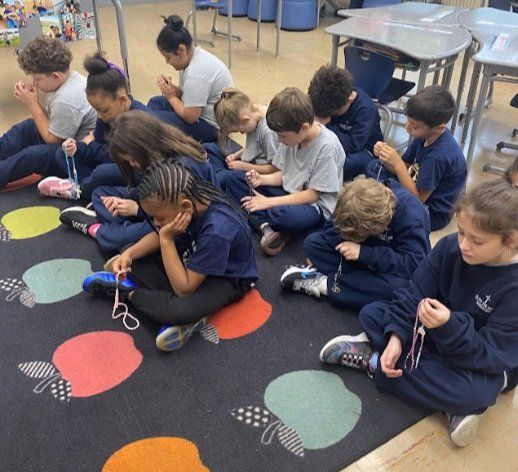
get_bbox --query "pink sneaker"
[38,176,80,200]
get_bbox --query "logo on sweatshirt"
[338,123,352,132]
[475,294,494,314]
[409,162,420,182]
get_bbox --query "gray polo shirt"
[241,116,279,164]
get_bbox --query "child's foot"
[155,317,208,352]
[59,207,99,236]
[280,265,327,298]
[320,333,374,375]
[38,176,80,199]
[82,271,137,298]
[260,223,288,256]
[448,413,484,448]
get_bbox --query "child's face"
[87,91,129,123]
[405,117,443,139]
[275,123,310,147]
[236,114,257,134]
[31,72,60,93]
[141,197,192,230]
[159,46,189,71]
[457,211,514,265]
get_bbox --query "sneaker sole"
[450,414,482,448]
[261,231,286,256]
[60,206,97,218]
[280,265,317,290]
[156,318,207,352]
[319,333,370,362]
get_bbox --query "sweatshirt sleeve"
[428,295,518,373]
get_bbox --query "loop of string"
[404,299,426,372]
[62,143,81,200]
[112,272,139,331]
[331,255,343,294]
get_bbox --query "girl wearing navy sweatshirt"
[320,179,518,448]
[37,52,150,202]
[58,110,216,253]
[280,178,431,308]
[83,161,258,352]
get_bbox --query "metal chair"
[496,93,518,153]
[344,44,415,137]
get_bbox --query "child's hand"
[13,81,38,107]
[159,211,192,239]
[380,334,403,378]
[245,169,262,188]
[62,138,77,156]
[378,144,404,174]
[418,298,451,329]
[157,74,177,99]
[227,160,250,171]
[112,252,132,277]
[373,141,385,157]
[241,190,270,212]
[225,152,240,165]
[102,196,139,217]
[335,241,361,261]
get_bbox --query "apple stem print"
[0,278,36,307]
[18,361,72,402]
[0,223,11,242]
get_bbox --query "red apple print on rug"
[200,289,272,344]
[18,331,143,402]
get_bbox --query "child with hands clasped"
[320,179,518,448]
[83,161,257,352]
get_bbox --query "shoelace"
[293,276,321,296]
[112,272,139,331]
[331,256,343,294]
[340,351,366,370]
[404,300,426,372]
[62,144,81,200]
[71,220,89,234]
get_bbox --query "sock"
[368,351,379,375]
[87,223,101,238]
[502,371,508,392]
[318,275,328,296]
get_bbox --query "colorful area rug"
[0,183,426,471]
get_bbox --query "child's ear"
[435,124,447,133]
[179,198,194,214]
[504,231,518,251]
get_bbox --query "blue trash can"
[247,0,278,22]
[281,0,318,31]
[220,0,250,16]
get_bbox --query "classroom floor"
[0,1,517,470]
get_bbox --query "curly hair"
[308,65,354,119]
[17,37,72,74]
[333,178,396,242]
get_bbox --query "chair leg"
[496,141,518,152]
[185,10,192,29]
[211,9,242,42]
[485,77,495,109]
[379,104,393,139]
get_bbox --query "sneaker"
[260,224,287,256]
[280,265,327,298]
[59,207,98,236]
[82,271,137,298]
[503,367,518,393]
[155,317,208,352]
[38,176,80,200]
[448,413,484,447]
[319,333,373,374]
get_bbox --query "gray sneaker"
[260,224,287,256]
[280,265,326,298]
[448,413,484,447]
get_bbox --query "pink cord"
[404,299,426,372]
[112,272,139,330]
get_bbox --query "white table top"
[472,26,518,68]
[325,16,472,61]
[337,1,466,26]
[458,7,518,31]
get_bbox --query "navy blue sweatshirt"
[327,88,383,155]
[384,233,518,374]
[319,179,431,278]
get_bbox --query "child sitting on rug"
[319,179,518,448]
[280,178,430,309]
[365,86,467,231]
[58,110,216,253]
[225,87,345,256]
[205,88,278,190]
[83,161,257,352]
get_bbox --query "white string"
[404,299,426,372]
[112,272,139,331]
[62,142,81,200]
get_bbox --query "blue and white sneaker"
[155,317,208,352]
[82,271,137,298]
[319,333,374,375]
[280,265,327,298]
[448,413,484,447]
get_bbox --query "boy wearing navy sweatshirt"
[281,178,431,308]
[366,85,467,231]
[308,65,383,181]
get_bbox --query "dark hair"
[108,110,207,187]
[266,87,314,133]
[406,85,455,128]
[17,37,72,74]
[308,65,354,118]
[156,14,193,53]
[84,52,128,98]
[503,156,518,185]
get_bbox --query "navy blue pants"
[91,185,153,251]
[204,142,234,191]
[304,231,409,309]
[343,150,375,181]
[225,171,325,234]
[0,118,44,160]
[359,301,505,415]
[147,96,218,143]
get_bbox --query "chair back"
[488,0,512,10]
[440,0,485,8]
[344,45,395,100]
[362,0,401,8]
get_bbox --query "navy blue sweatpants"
[204,142,234,191]
[147,96,218,143]
[304,232,409,309]
[91,186,153,252]
[0,118,44,160]
[343,150,375,181]
[225,171,325,234]
[359,301,505,415]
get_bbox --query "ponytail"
[84,52,128,98]
[156,14,193,53]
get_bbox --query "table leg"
[256,0,262,52]
[331,35,339,67]
[227,0,232,68]
[416,61,428,92]
[461,61,481,147]
[276,0,283,57]
[433,60,441,85]
[92,0,103,54]
[111,0,131,92]
[451,47,471,134]
[191,0,198,45]
[442,55,455,90]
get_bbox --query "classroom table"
[463,26,518,168]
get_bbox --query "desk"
[337,1,467,26]
[463,26,518,168]
[326,17,471,93]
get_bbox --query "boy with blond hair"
[281,178,431,308]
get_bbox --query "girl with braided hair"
[83,160,258,352]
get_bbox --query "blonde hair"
[214,88,253,137]
[333,179,396,242]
